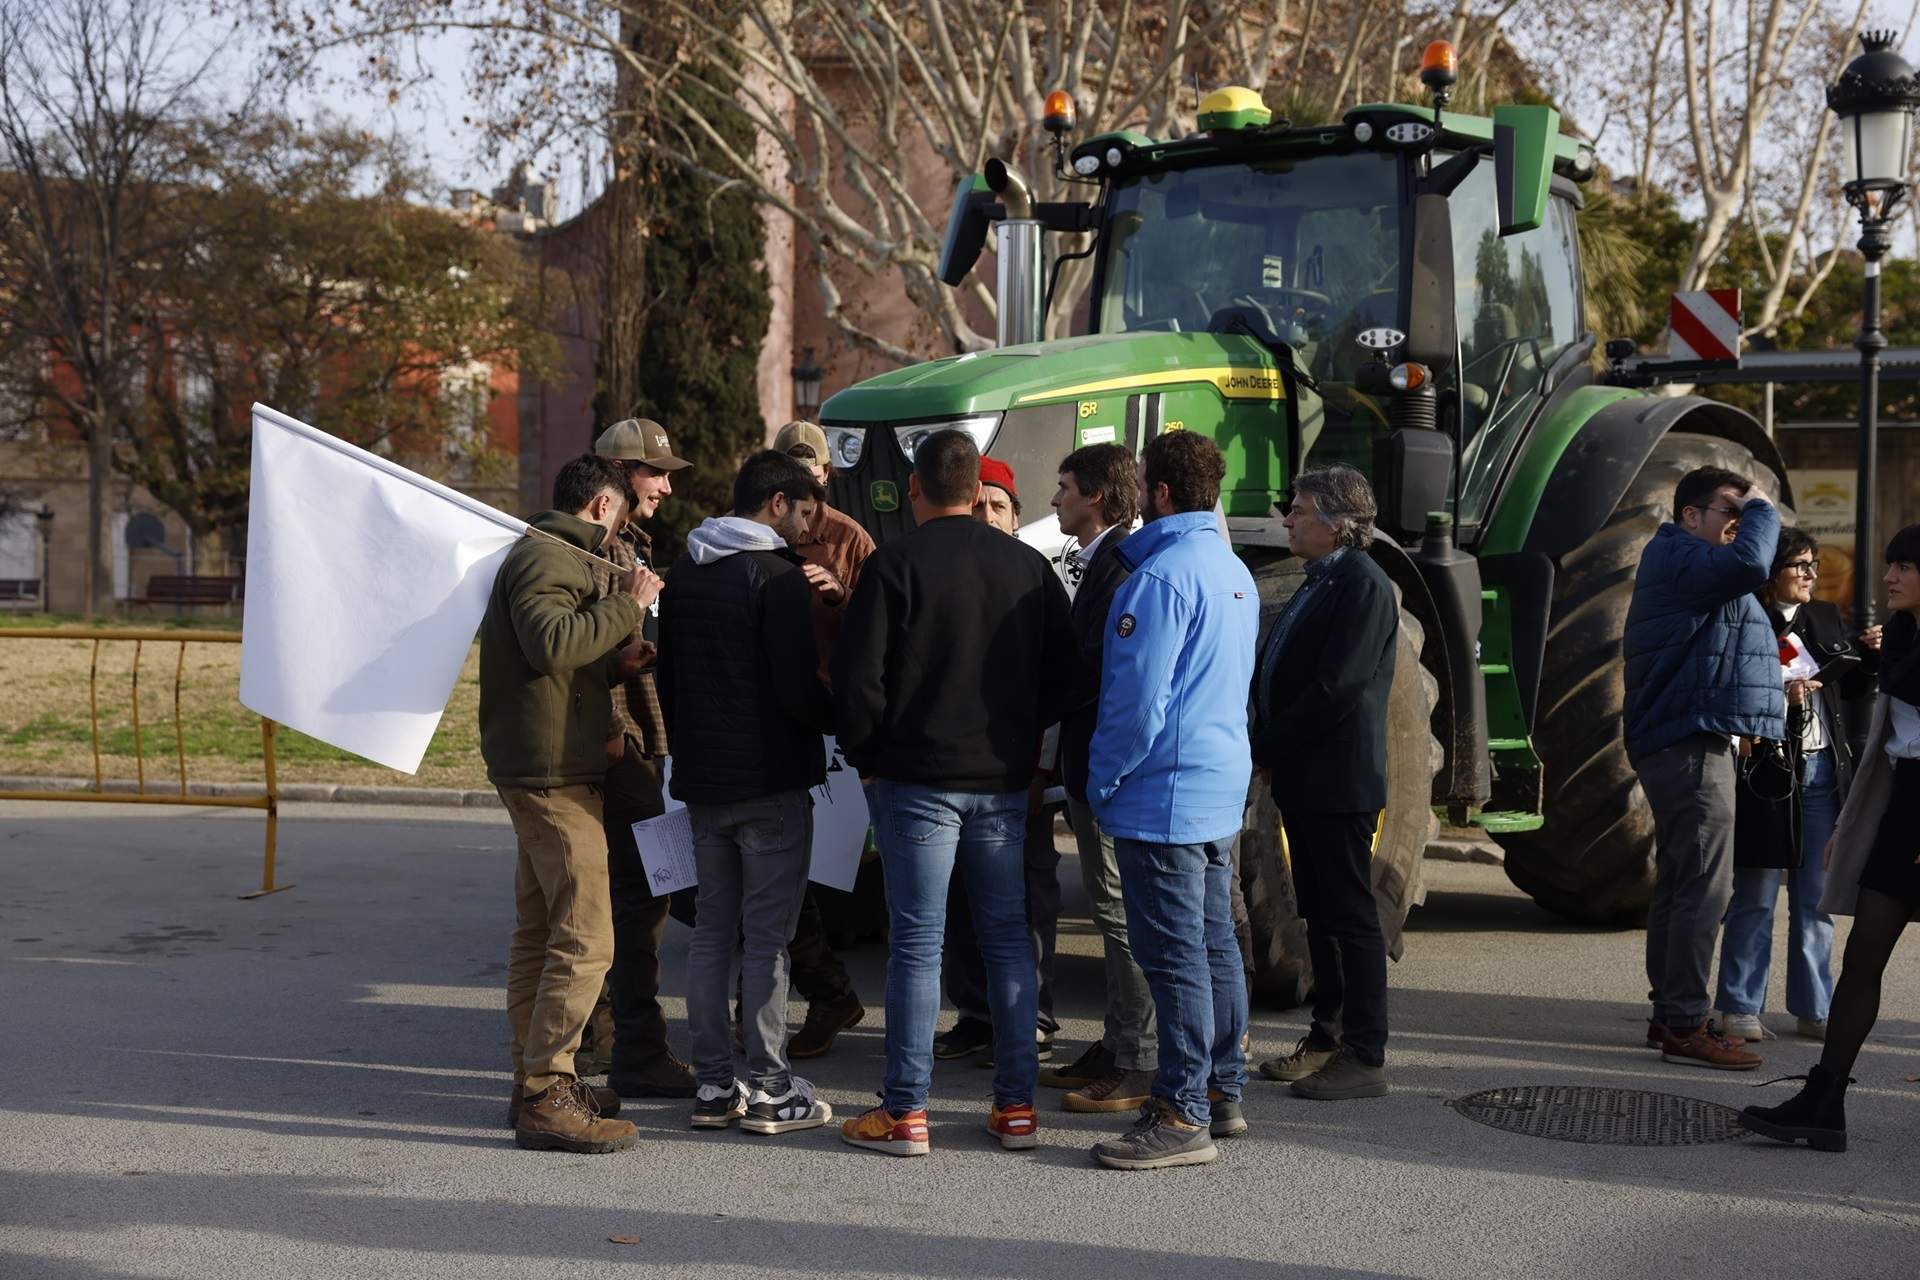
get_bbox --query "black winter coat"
[1249,549,1398,816]
[1736,597,1878,869]
[1060,526,1132,805]
[656,545,834,805]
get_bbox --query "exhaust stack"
[984,159,1043,347]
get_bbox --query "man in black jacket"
[833,429,1075,1158]
[657,451,835,1136]
[1038,442,1159,1115]
[1250,464,1397,1101]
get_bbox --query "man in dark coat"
[1249,463,1398,1102]
[588,417,697,1099]
[1623,464,1782,1070]
[656,450,836,1135]
[1041,442,1158,1114]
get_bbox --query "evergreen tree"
[620,62,772,559]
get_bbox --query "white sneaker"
[1795,1016,1828,1041]
[1714,1012,1775,1042]
[740,1075,833,1135]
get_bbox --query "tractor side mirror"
[1491,104,1558,236]
[1406,193,1457,373]
[938,174,999,286]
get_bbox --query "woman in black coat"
[1714,528,1881,1043]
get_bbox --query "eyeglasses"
[1783,559,1821,576]
[1696,504,1744,519]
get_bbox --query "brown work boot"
[514,1079,639,1153]
[507,1080,620,1129]
[609,1052,698,1099]
[1660,1023,1761,1071]
[1063,1068,1156,1113]
[789,994,865,1060]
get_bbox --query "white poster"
[632,806,699,896]
[239,404,526,773]
[653,736,870,893]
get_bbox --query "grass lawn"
[0,613,488,790]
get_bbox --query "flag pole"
[522,524,632,576]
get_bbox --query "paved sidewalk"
[1,800,1914,1279]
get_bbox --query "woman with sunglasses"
[1745,523,1920,1151]
[1714,528,1881,1043]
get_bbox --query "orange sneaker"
[987,1101,1039,1151]
[840,1106,930,1157]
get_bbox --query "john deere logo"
[870,481,900,512]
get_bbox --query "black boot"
[1741,1064,1849,1152]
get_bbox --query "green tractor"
[816,67,1791,1001]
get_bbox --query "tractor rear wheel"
[1238,554,1443,1006]
[1496,431,1787,921]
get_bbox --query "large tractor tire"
[1497,431,1787,922]
[1238,554,1443,1006]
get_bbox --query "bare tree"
[253,0,1539,365]
[0,0,228,615]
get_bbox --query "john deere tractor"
[816,53,1791,1000]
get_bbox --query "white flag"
[240,404,526,773]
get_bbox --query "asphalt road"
[1,800,1915,1279]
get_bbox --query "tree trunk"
[86,413,111,618]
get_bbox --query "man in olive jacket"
[480,453,661,1154]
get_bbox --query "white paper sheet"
[631,806,699,896]
[652,736,871,893]
[239,404,526,773]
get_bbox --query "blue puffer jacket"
[1622,497,1786,763]
[1088,511,1259,844]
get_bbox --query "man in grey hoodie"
[656,451,837,1135]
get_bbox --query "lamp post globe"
[1827,30,1920,628]
[790,346,825,421]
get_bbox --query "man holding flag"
[485,453,663,1154]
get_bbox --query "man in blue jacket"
[1624,464,1783,1070]
[1087,431,1259,1170]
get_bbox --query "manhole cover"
[1447,1085,1747,1146]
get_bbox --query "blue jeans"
[1113,836,1248,1127]
[1716,747,1837,1020]
[866,780,1038,1114]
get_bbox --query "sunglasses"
[1782,559,1820,576]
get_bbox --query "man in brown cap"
[585,416,698,1098]
[769,419,873,1058]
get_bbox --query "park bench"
[136,575,245,610]
[0,578,41,604]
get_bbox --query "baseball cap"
[594,417,692,471]
[773,420,830,464]
[979,456,1017,497]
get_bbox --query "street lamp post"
[1828,30,1920,629]
[790,347,825,422]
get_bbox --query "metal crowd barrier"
[0,627,287,898]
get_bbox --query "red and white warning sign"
[1667,289,1742,362]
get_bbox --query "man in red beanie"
[974,457,1021,534]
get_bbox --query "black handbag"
[1734,736,1802,870]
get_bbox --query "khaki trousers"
[500,783,615,1094]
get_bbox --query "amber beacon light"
[1043,90,1077,135]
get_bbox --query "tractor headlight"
[892,413,1003,461]
[823,425,867,469]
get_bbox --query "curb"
[1426,833,1505,865]
[0,775,501,810]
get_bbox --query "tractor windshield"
[1094,151,1402,381]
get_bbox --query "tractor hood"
[820,329,1287,424]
